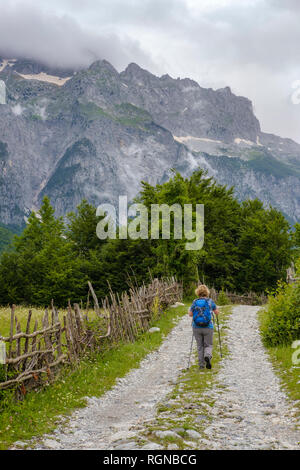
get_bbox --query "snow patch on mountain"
[17,72,71,86]
[11,104,24,116]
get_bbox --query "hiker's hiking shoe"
[205,356,212,369]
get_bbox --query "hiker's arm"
[212,302,220,316]
[188,301,195,317]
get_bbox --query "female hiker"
[188,284,219,369]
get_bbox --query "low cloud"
[1,0,300,142]
[0,2,155,72]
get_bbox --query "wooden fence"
[210,288,268,306]
[0,277,182,394]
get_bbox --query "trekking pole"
[187,323,194,369]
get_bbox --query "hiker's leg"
[193,328,205,368]
[203,328,213,359]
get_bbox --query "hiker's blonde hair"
[195,284,210,298]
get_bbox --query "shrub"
[217,289,231,306]
[261,278,300,347]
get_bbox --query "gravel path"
[204,306,299,450]
[30,314,193,450]
[24,305,299,450]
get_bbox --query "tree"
[0,197,86,306]
[0,170,294,306]
[237,200,292,292]
[66,200,103,256]
[136,170,242,291]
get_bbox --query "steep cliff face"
[0,57,299,226]
[118,63,300,170]
[120,63,261,144]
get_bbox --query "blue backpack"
[191,298,212,327]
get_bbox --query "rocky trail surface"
[17,306,299,450]
[198,306,299,450]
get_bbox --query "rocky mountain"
[0,56,299,227]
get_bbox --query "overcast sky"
[1,0,300,142]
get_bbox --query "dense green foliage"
[236,199,293,292]
[217,289,231,306]
[0,170,294,306]
[131,171,292,293]
[0,199,86,306]
[261,260,300,347]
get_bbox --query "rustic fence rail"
[0,279,266,395]
[210,288,268,306]
[0,277,182,394]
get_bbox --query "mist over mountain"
[0,56,299,227]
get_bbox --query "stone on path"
[155,430,180,439]
[148,327,160,333]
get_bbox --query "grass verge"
[0,302,188,450]
[258,308,300,420]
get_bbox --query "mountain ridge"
[0,56,299,226]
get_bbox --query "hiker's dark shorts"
[193,327,213,368]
